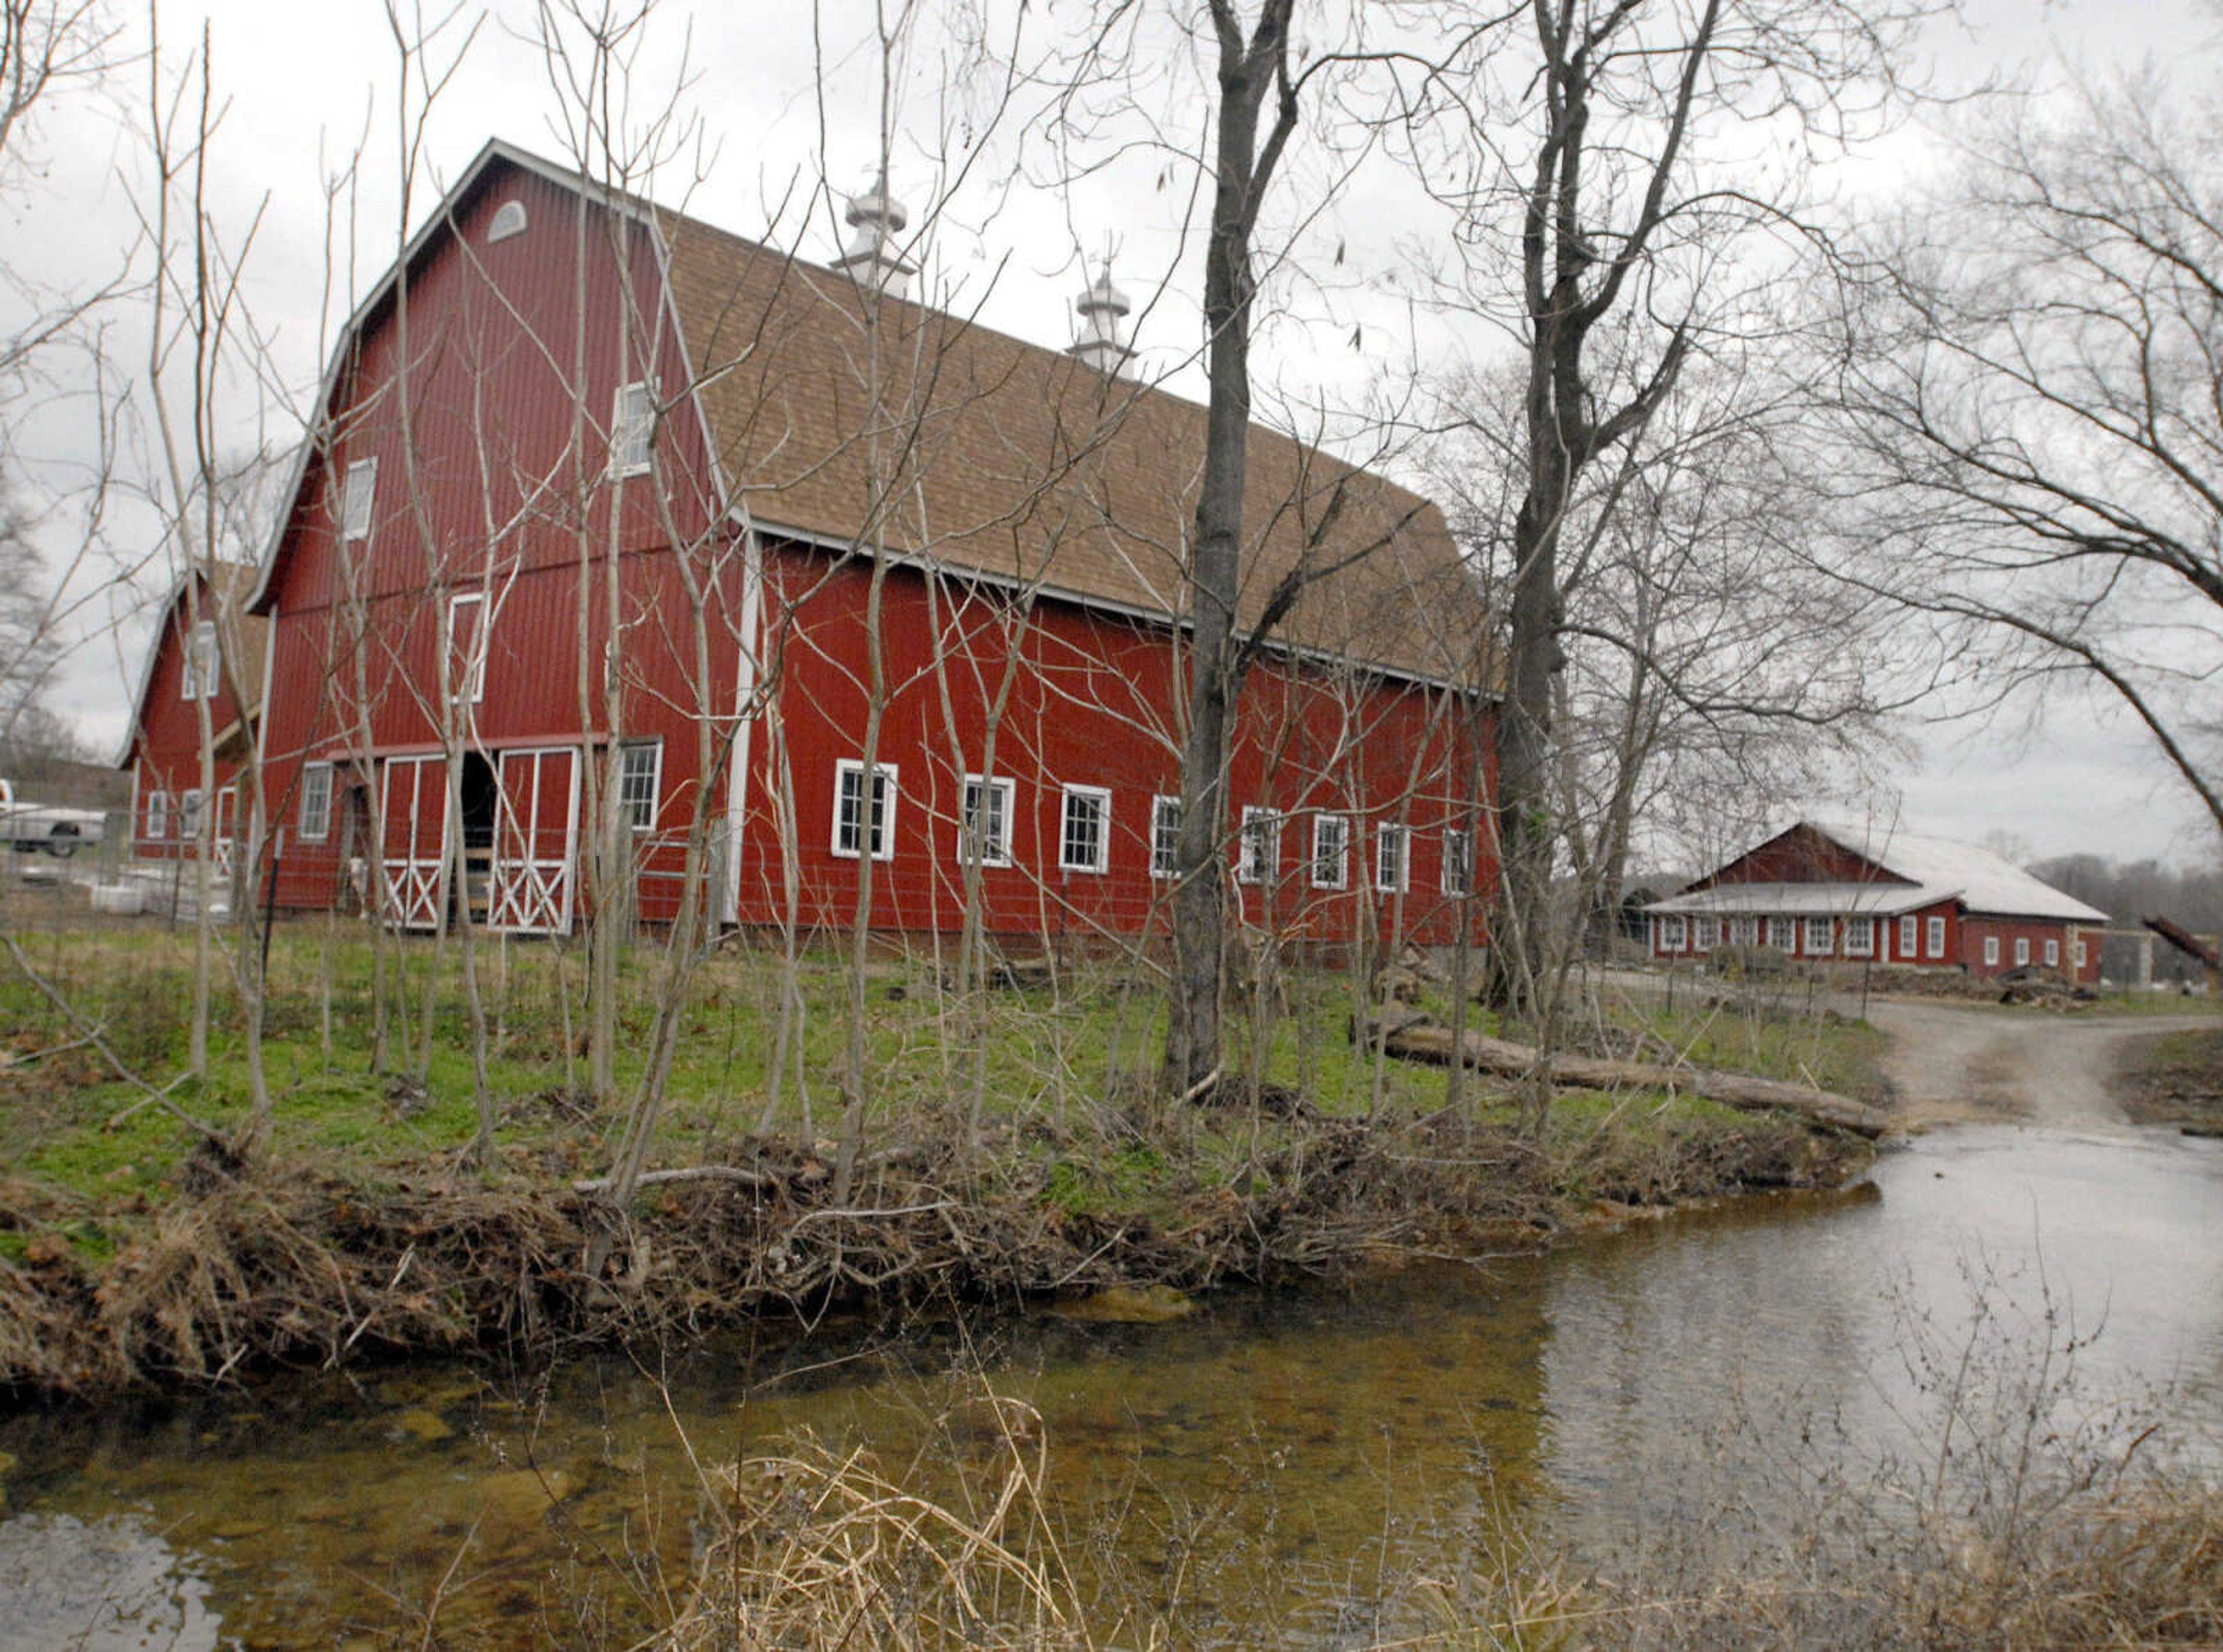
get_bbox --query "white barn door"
[490,746,579,935]
[380,755,449,930]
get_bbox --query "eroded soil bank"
[0,1097,1866,1405]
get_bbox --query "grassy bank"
[0,913,1880,1401]
[2118,1023,2223,1130]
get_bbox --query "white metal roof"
[1646,881,1945,919]
[1644,820,2110,925]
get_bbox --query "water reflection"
[2,1125,2219,1646]
[0,1513,218,1652]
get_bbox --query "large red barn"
[124,141,1496,955]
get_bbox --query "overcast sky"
[5,0,2217,870]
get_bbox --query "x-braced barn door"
[211,785,240,883]
[380,755,449,930]
[490,746,579,935]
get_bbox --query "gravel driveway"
[1866,999,2218,1129]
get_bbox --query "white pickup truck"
[0,779,108,856]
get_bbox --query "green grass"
[1602,998,1891,1103]
[0,913,1880,1267]
[0,919,1463,1203]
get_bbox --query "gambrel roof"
[659,205,1484,683]
[250,139,1489,690]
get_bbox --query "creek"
[3,1120,2220,1648]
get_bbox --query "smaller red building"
[1644,820,2107,983]
[120,564,269,882]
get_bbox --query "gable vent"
[487,199,529,244]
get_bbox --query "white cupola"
[832,174,916,299]
[1068,265,1136,378]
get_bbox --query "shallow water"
[4,1121,2220,1648]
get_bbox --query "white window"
[1150,794,1181,880]
[1983,935,2000,967]
[1927,916,1946,958]
[181,620,218,700]
[1059,784,1110,873]
[1731,917,1758,948]
[340,458,377,541]
[2074,939,2088,968]
[1656,913,1686,952]
[1442,827,1473,897]
[1310,814,1348,890]
[1899,916,1917,959]
[2014,937,2031,967]
[618,740,661,833]
[1766,916,1795,951]
[1694,916,1719,952]
[447,592,487,705]
[1237,807,1280,886]
[958,774,1015,868]
[1844,916,1874,957]
[147,790,170,840]
[833,759,896,860]
[2044,937,2060,968]
[298,762,333,842]
[612,380,654,477]
[1374,824,1407,894]
[1804,917,1833,955]
[180,787,206,838]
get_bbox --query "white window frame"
[181,619,218,700]
[298,762,333,842]
[1237,806,1280,886]
[1731,916,1758,948]
[1693,916,1718,952]
[447,592,488,706]
[1844,916,1874,957]
[1374,823,1408,894]
[1983,935,2000,967]
[2074,939,2088,968]
[618,739,662,834]
[2014,936,2031,967]
[958,774,1016,869]
[1058,783,1112,875]
[1766,916,1795,952]
[1927,915,1946,959]
[832,759,896,861]
[2044,937,2060,968]
[180,787,206,839]
[1442,827,1473,897]
[1899,916,1917,959]
[340,458,377,541]
[1804,916,1834,956]
[1309,814,1349,890]
[147,790,170,840]
[612,380,654,478]
[1656,913,1686,952]
[1149,794,1181,880]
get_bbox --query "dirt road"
[1867,1000,2217,1129]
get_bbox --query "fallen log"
[1360,1016,1891,1139]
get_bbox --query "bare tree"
[1407,0,1931,1064]
[1828,71,2223,845]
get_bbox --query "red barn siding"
[1688,822,1914,892]
[732,545,1490,949]
[127,581,257,861]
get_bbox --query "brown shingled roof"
[656,205,1491,686]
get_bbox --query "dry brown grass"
[662,1397,1138,1651]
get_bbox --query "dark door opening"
[458,751,498,924]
